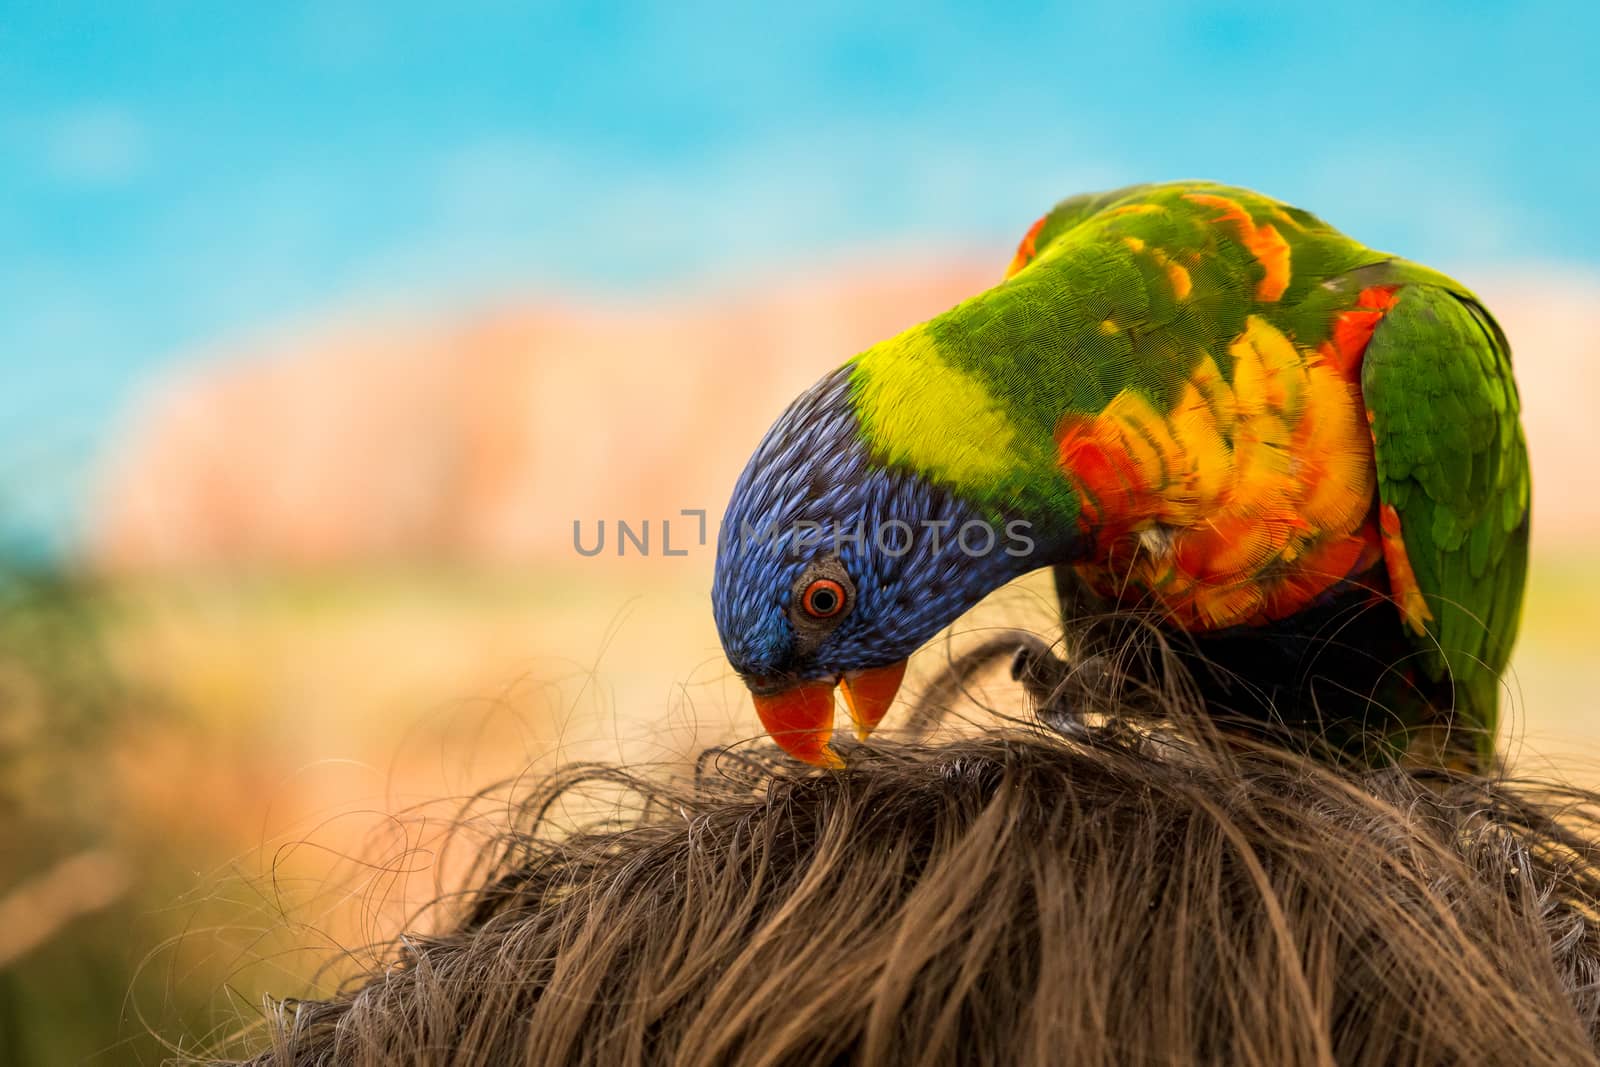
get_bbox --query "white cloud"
[47,106,149,186]
[1299,147,1526,271]
[398,121,1129,292]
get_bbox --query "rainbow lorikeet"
[711,181,1530,769]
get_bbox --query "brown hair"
[219,690,1600,1067]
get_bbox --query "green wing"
[1362,282,1531,763]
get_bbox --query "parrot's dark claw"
[1010,642,1100,737]
[1012,640,1143,746]
[1009,643,1070,704]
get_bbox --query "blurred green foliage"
[0,566,117,816]
[0,563,221,1066]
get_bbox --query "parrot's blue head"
[712,366,1039,765]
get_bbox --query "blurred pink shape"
[87,257,997,570]
[85,262,1600,571]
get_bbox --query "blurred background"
[3,2,1598,1062]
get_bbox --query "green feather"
[838,180,1529,762]
[1363,285,1531,761]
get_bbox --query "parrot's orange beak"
[749,661,907,767]
[840,661,908,740]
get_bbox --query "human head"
[226,718,1600,1066]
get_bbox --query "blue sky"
[2,1,1597,556]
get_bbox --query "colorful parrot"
[711,182,1529,769]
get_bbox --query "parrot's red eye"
[801,579,847,619]
[788,562,854,639]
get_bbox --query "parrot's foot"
[1009,642,1072,707]
[893,630,1165,751]
[1011,642,1156,750]
[1010,642,1088,740]
[1009,642,1117,728]
[900,630,1161,745]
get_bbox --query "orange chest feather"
[1057,291,1399,631]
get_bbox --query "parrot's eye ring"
[787,559,855,645]
[801,579,846,619]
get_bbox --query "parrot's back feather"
[846,181,1530,760]
[1362,283,1531,761]
[716,180,1530,769]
